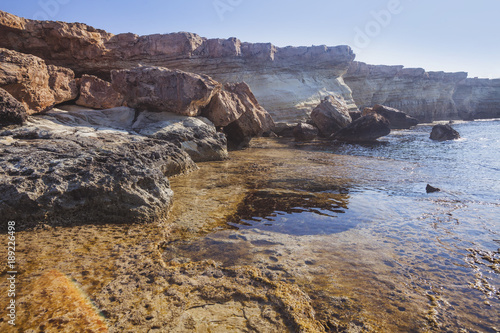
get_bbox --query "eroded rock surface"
[0,87,27,126]
[311,95,352,137]
[334,113,391,142]
[76,74,124,109]
[0,48,77,113]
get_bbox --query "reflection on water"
[166,122,500,332]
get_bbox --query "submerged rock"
[366,104,419,129]
[293,122,318,142]
[426,184,441,193]
[0,48,77,113]
[333,113,391,142]
[310,95,352,137]
[0,87,27,126]
[430,124,460,141]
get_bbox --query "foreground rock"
[0,48,77,113]
[364,104,419,129]
[111,66,221,116]
[311,95,352,137]
[430,124,460,141]
[76,74,124,109]
[334,113,391,142]
[0,105,234,230]
[0,87,27,126]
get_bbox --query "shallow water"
[165,120,500,332]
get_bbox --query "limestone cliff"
[344,61,469,122]
[344,61,500,122]
[0,10,358,123]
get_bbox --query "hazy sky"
[2,0,499,78]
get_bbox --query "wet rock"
[293,122,318,142]
[430,124,460,141]
[0,48,77,113]
[111,66,221,116]
[311,95,352,137]
[76,74,124,109]
[426,184,441,193]
[0,87,27,126]
[274,122,296,137]
[333,113,391,142]
[0,109,200,231]
[365,104,419,129]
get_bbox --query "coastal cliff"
[344,61,500,122]
[0,10,358,123]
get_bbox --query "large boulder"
[131,111,228,162]
[310,95,352,137]
[0,48,78,113]
[216,82,275,148]
[111,66,221,116]
[293,122,318,142]
[430,124,460,141]
[364,104,419,129]
[0,87,27,126]
[0,114,197,231]
[201,86,247,127]
[76,74,124,109]
[334,113,391,142]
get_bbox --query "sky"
[2,0,499,78]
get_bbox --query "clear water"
[166,120,500,332]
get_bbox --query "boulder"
[293,122,318,142]
[0,87,27,126]
[131,111,228,162]
[365,104,419,129]
[273,123,296,137]
[429,124,460,141]
[349,111,362,121]
[0,115,196,231]
[201,86,247,127]
[334,113,391,142]
[310,95,352,137]
[426,184,441,193]
[219,82,275,148]
[0,48,77,113]
[111,66,221,116]
[76,75,124,109]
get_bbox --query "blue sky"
[2,0,499,78]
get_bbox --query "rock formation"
[293,122,318,141]
[76,74,124,109]
[111,66,221,116]
[453,78,500,120]
[364,104,419,129]
[344,61,469,122]
[0,106,232,230]
[0,10,358,123]
[311,95,352,137]
[429,124,460,141]
[334,113,391,142]
[0,48,78,113]
[0,87,27,126]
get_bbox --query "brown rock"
[111,66,221,116]
[429,124,460,141]
[366,104,419,129]
[293,122,318,141]
[0,48,77,113]
[202,87,247,127]
[76,74,124,109]
[334,113,391,142]
[0,87,27,126]
[310,95,352,137]
[220,82,275,147]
